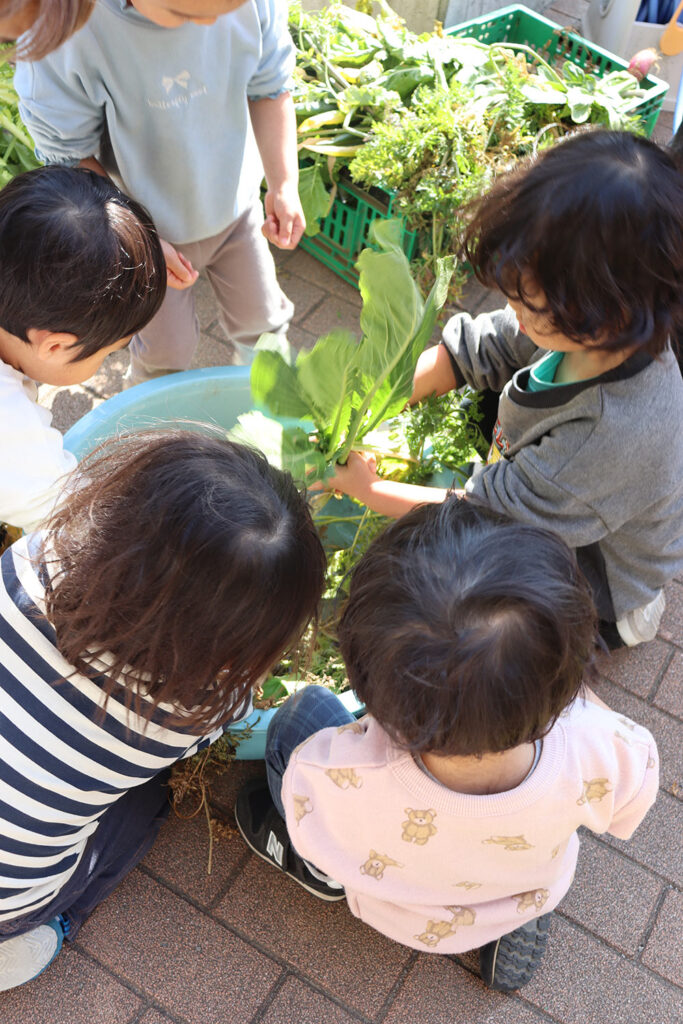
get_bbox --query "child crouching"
[0,430,325,992]
[236,498,659,991]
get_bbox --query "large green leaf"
[294,330,359,452]
[229,411,324,486]
[333,219,453,458]
[250,349,311,419]
[359,252,453,437]
[299,162,332,238]
[254,332,297,366]
[245,218,452,478]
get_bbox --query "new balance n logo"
[266,830,284,867]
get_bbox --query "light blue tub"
[63,367,364,758]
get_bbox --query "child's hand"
[262,185,306,250]
[161,239,199,290]
[327,451,379,503]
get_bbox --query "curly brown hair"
[39,430,326,732]
[461,129,683,359]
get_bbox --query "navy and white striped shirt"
[0,535,250,922]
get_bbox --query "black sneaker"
[234,780,345,902]
[478,913,551,992]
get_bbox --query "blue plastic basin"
[63,367,364,758]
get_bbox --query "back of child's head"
[0,165,166,358]
[462,129,683,358]
[338,498,597,757]
[42,430,326,730]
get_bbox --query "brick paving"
[5,3,681,1019]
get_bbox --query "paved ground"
[6,3,681,1021]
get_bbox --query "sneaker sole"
[0,922,62,991]
[235,807,346,903]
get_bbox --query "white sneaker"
[0,919,64,991]
[616,591,666,647]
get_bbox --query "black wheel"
[479,912,551,992]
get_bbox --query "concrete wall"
[298,0,556,35]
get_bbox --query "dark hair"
[338,498,597,756]
[2,0,94,60]
[0,166,166,358]
[462,129,683,358]
[40,431,326,731]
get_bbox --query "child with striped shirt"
[0,430,325,991]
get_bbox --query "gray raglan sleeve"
[14,55,104,165]
[440,305,538,392]
[466,430,612,549]
[247,0,296,99]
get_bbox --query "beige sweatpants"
[128,199,294,383]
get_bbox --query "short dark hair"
[338,498,597,756]
[0,166,166,358]
[41,431,326,731]
[462,129,683,358]
[3,0,94,60]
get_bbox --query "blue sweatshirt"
[15,0,294,243]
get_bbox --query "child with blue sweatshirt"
[15,0,303,380]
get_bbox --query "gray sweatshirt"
[441,306,683,621]
[14,0,294,243]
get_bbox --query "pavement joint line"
[125,1004,166,1024]
[578,825,680,886]
[514,992,570,1024]
[634,885,674,966]
[596,672,683,732]
[248,967,374,1024]
[371,950,420,1024]
[647,645,678,703]
[70,941,190,1024]
[135,861,385,1015]
[234,961,288,1024]
[554,912,683,995]
[207,846,255,911]
[294,291,337,329]
[591,827,682,886]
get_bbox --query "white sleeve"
[0,368,77,531]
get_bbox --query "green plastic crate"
[298,3,668,288]
[299,175,418,287]
[446,3,668,138]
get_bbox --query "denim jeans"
[0,769,171,942]
[265,686,355,820]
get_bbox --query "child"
[0,429,326,992]
[0,165,165,533]
[329,130,683,648]
[0,1,94,58]
[235,498,659,992]
[14,0,304,380]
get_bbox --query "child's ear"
[26,328,80,363]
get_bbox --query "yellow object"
[660,0,683,56]
[297,110,344,134]
[299,140,362,156]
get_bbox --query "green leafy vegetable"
[232,219,454,484]
[0,57,41,187]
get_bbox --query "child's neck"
[554,345,632,384]
[0,326,26,374]
[420,743,536,796]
